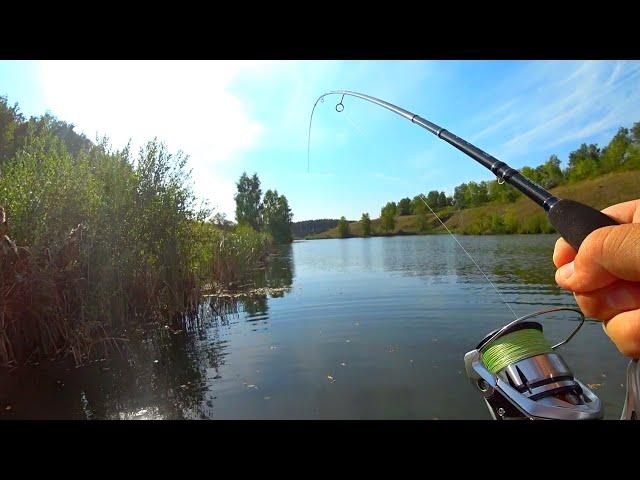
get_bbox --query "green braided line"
[481,329,552,374]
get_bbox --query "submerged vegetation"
[0,96,292,366]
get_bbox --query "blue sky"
[1,60,639,221]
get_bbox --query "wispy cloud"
[472,61,640,163]
[470,112,518,142]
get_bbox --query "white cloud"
[483,61,640,161]
[38,60,267,217]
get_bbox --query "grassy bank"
[0,98,273,366]
[307,170,640,239]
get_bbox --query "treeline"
[336,120,640,237]
[0,96,285,366]
[452,123,640,209]
[291,219,339,238]
[377,121,640,216]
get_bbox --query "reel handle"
[547,199,619,251]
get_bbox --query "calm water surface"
[0,235,630,419]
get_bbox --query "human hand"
[553,199,640,358]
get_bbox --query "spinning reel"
[465,307,639,420]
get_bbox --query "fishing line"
[480,328,551,373]
[342,110,368,138]
[306,90,624,421]
[418,194,518,319]
[309,93,518,319]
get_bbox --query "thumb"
[604,308,640,358]
[555,223,640,293]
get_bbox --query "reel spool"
[464,307,603,420]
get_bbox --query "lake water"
[0,234,630,419]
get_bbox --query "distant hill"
[291,219,340,239]
[307,170,640,239]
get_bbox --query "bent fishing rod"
[309,90,618,251]
[309,90,639,420]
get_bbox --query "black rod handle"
[547,199,619,251]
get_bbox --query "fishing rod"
[309,90,639,420]
[309,90,618,251]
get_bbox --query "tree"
[0,97,24,163]
[337,216,349,238]
[426,190,439,208]
[453,184,467,208]
[437,191,447,208]
[211,212,234,231]
[466,181,488,206]
[477,181,489,205]
[535,155,564,188]
[410,195,423,214]
[262,189,293,243]
[632,121,640,143]
[413,197,427,215]
[566,143,601,181]
[380,202,396,232]
[600,128,631,173]
[361,213,371,236]
[398,197,412,216]
[234,172,262,230]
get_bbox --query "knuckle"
[574,293,614,321]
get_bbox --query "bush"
[0,115,272,365]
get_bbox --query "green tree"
[600,128,631,173]
[632,122,640,143]
[361,212,372,236]
[234,172,262,230]
[262,189,293,244]
[398,197,412,215]
[426,190,439,208]
[437,191,447,208]
[337,216,349,238]
[413,197,427,215]
[453,184,467,208]
[380,202,396,232]
[410,195,423,214]
[535,155,564,188]
[0,96,24,163]
[566,143,601,181]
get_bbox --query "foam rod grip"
[547,199,619,252]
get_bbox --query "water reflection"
[0,244,295,420]
[0,236,629,420]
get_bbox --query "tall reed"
[0,113,272,365]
